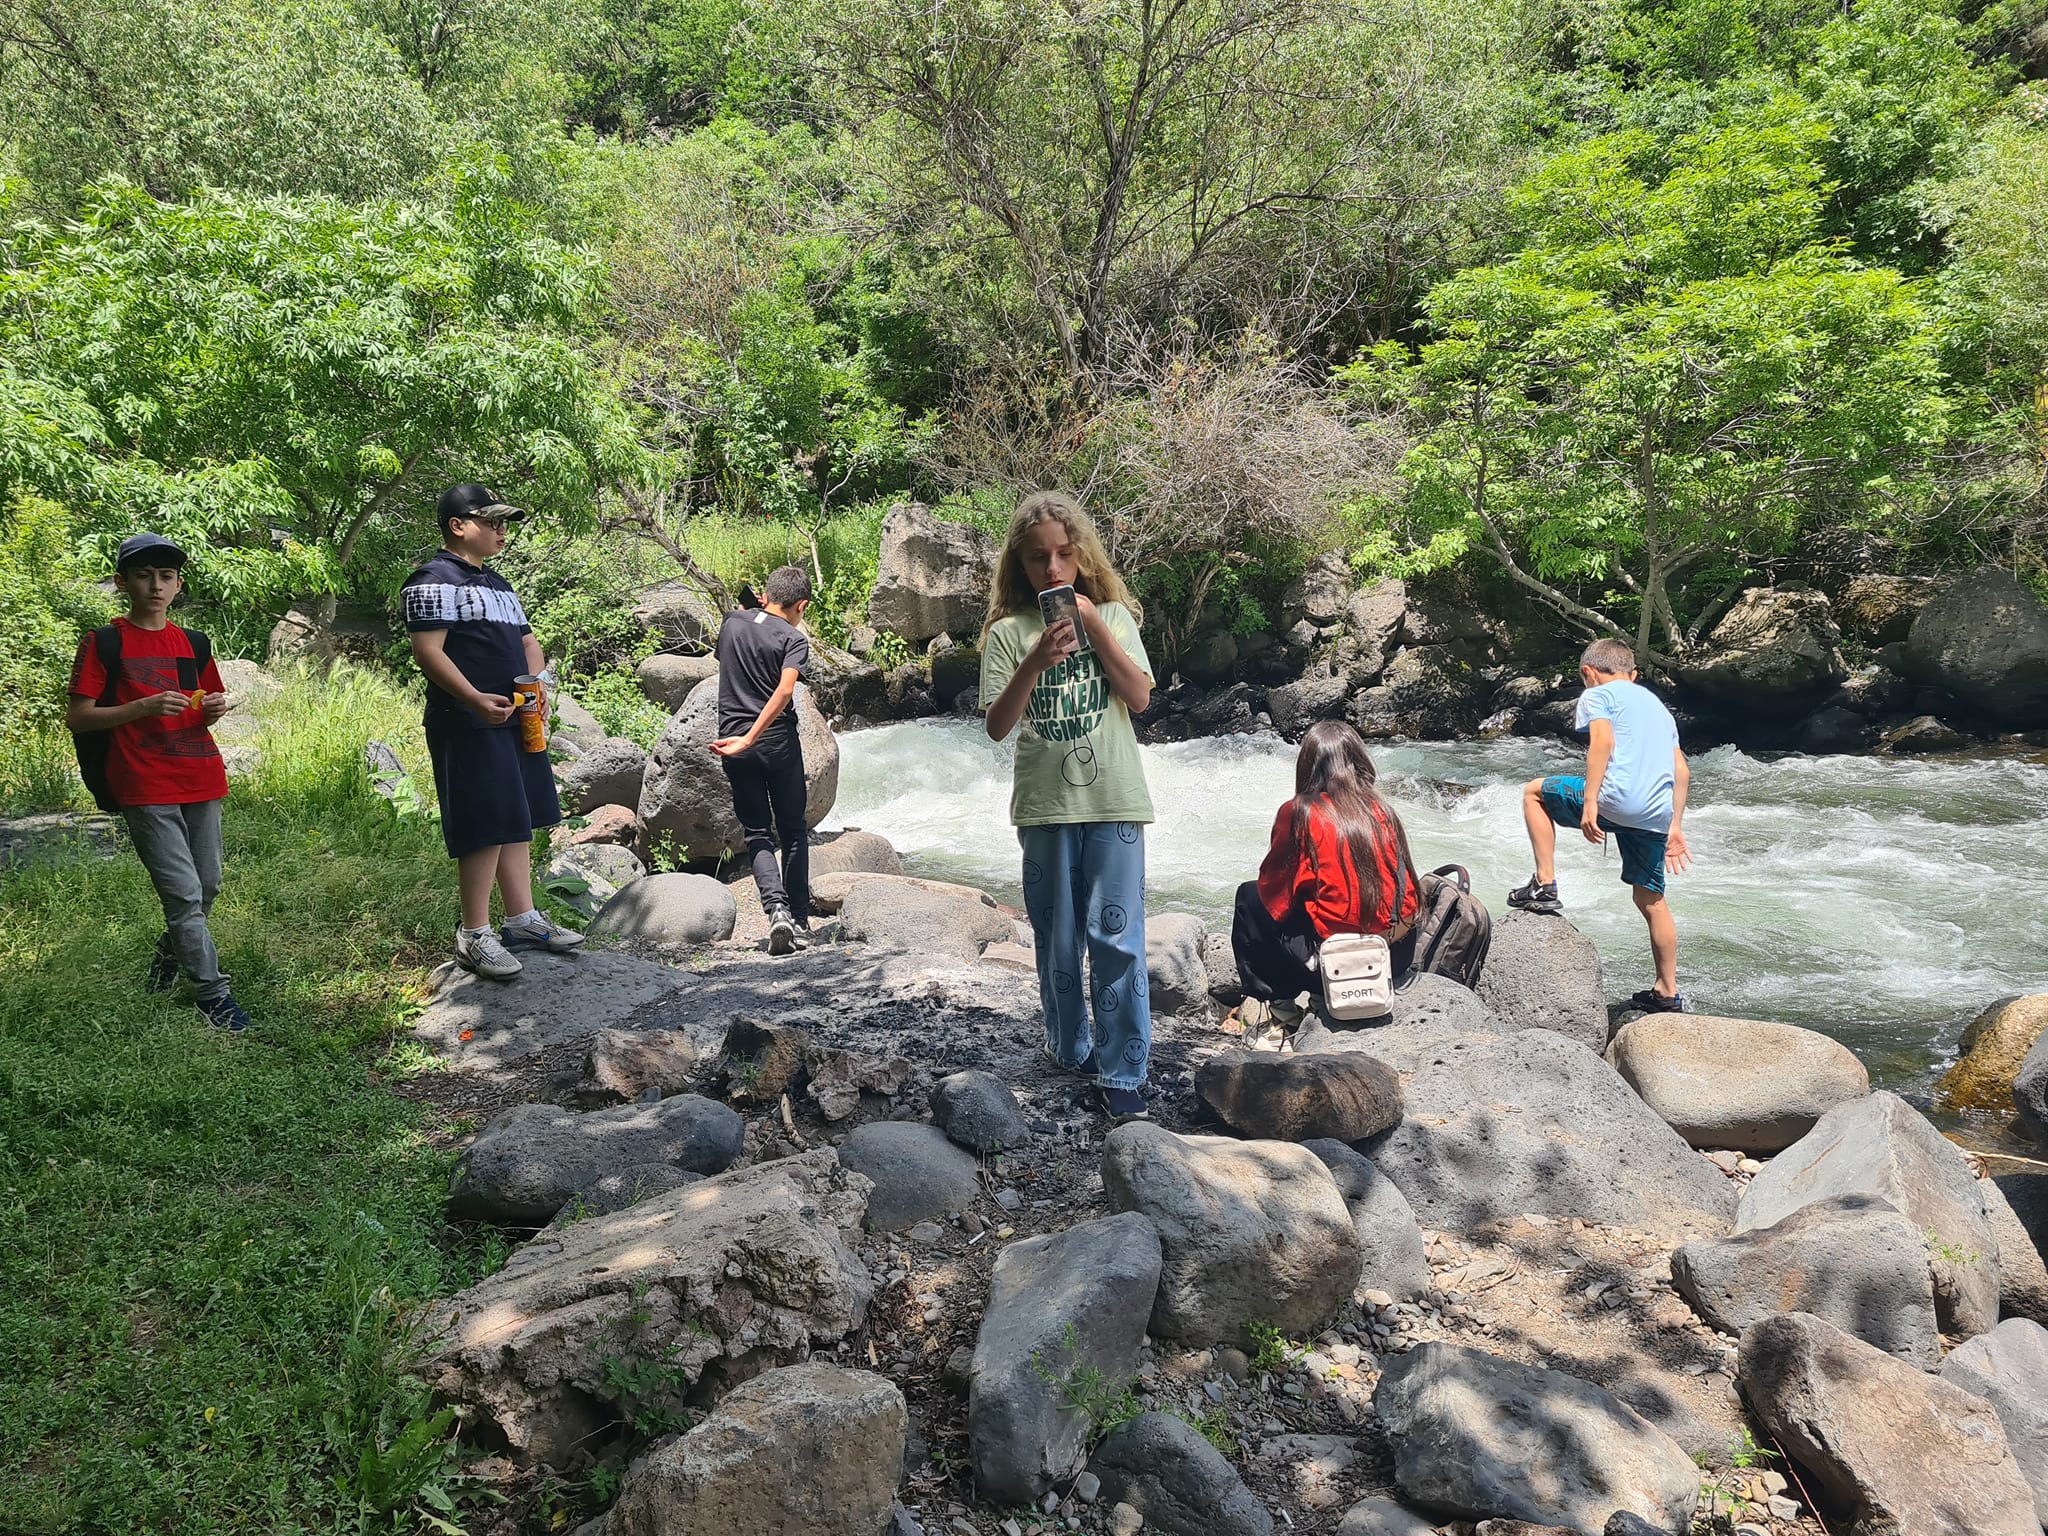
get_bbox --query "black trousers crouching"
[1231,880,1415,1006]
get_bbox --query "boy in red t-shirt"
[66,533,249,1032]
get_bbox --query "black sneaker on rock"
[1628,987,1686,1013]
[1506,876,1563,915]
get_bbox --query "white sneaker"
[502,910,586,953]
[455,925,523,980]
[767,905,797,956]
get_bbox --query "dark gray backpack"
[1408,863,1492,989]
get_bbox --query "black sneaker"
[1507,876,1563,915]
[1628,988,1686,1014]
[145,932,179,994]
[1098,1085,1149,1123]
[767,905,797,956]
[200,993,252,1033]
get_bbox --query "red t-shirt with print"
[68,617,228,807]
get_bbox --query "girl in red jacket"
[1233,721,1421,1029]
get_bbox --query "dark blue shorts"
[1538,775,1667,895]
[426,712,561,859]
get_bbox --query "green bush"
[0,493,114,811]
[575,665,671,749]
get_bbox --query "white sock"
[506,909,545,929]
[460,923,494,939]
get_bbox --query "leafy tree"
[1355,107,1951,661]
[0,167,646,608]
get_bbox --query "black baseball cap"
[115,533,189,572]
[437,482,526,532]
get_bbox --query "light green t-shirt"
[980,602,1156,827]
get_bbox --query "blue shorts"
[1538,775,1667,895]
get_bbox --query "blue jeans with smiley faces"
[1018,822,1151,1090]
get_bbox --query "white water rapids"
[828,719,2048,1106]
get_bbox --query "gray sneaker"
[455,925,523,980]
[502,911,587,953]
[767,905,797,956]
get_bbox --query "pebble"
[1216,1346,1251,1380]
[993,1187,1021,1209]
[1109,1502,1143,1536]
[909,1221,945,1244]
[1073,1471,1100,1503]
[1767,1495,1802,1520]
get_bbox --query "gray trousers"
[125,800,227,1002]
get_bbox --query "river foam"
[829,719,2048,1097]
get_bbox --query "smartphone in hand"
[1037,583,1090,652]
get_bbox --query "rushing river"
[829,719,2048,1113]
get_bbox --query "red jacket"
[1257,798,1419,940]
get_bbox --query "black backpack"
[1408,863,1493,989]
[72,624,212,813]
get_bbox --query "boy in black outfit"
[402,483,584,979]
[712,565,812,955]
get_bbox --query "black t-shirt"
[715,608,810,749]
[400,551,532,727]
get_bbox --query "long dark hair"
[1292,721,1415,928]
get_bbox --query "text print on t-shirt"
[1026,650,1110,785]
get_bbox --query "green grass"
[0,667,508,1535]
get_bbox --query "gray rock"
[428,1151,873,1464]
[1474,910,1607,1051]
[1671,1195,1939,1365]
[808,829,905,881]
[1203,932,1244,1006]
[930,1071,1030,1154]
[1146,912,1211,1015]
[1336,1495,1436,1536]
[555,802,641,851]
[411,949,704,1078]
[551,689,605,751]
[1103,1124,1360,1344]
[838,1123,983,1231]
[1936,993,2048,1120]
[1985,1174,2048,1324]
[266,595,388,669]
[1603,1516,1668,1536]
[587,871,738,952]
[1089,1412,1274,1536]
[1903,565,2048,727]
[1266,672,1350,739]
[1282,550,1354,628]
[1196,1052,1403,1142]
[1940,1318,2048,1526]
[868,504,998,648]
[1294,971,1504,1071]
[1342,579,1407,685]
[839,877,1011,963]
[1363,1031,1736,1239]
[969,1213,1164,1502]
[1303,1140,1431,1301]
[630,581,721,648]
[1377,645,1486,738]
[638,677,839,863]
[1606,1012,1869,1153]
[608,1364,905,1536]
[1739,1311,2038,1536]
[557,736,647,815]
[572,1026,695,1108]
[1836,573,1932,646]
[1793,704,1874,755]
[1881,712,1972,753]
[543,1162,702,1229]
[805,1045,916,1121]
[634,651,718,709]
[1738,1090,2001,1338]
[1680,586,1849,713]
[448,1095,743,1225]
[544,841,644,919]
[1373,1343,1699,1534]
[718,1015,811,1105]
[2019,1025,2048,1152]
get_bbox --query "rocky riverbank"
[399,836,2048,1536]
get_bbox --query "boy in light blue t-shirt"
[1508,638,1694,1012]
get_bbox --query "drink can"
[512,674,549,754]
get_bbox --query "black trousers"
[1231,880,1415,1004]
[722,741,809,921]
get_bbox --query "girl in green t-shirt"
[979,491,1157,1122]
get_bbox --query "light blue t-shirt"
[1574,679,1680,832]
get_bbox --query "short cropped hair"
[764,564,812,607]
[1580,637,1636,674]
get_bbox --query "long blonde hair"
[982,490,1142,638]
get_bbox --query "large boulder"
[1102,1124,1360,1344]
[867,504,998,648]
[1937,994,2048,1118]
[930,1070,1030,1155]
[631,581,722,648]
[1738,1090,2001,1338]
[1195,1051,1403,1142]
[1671,1195,1939,1366]
[543,841,645,918]
[1738,1311,2039,1536]
[571,1026,695,1108]
[1265,672,1350,738]
[1985,1174,2048,1324]
[411,949,704,1077]
[1282,550,1354,630]
[2018,1026,2048,1152]
[1940,1319,2048,1526]
[809,871,986,915]
[638,677,839,863]
[1606,1013,1869,1153]
[587,871,738,952]
[1146,912,1210,1016]
[447,1096,743,1225]
[427,1151,873,1464]
[1474,911,1607,1052]
[807,830,905,881]
[608,1364,905,1536]
[634,652,719,710]
[266,595,390,669]
[1680,586,1849,713]
[1835,574,1932,646]
[1294,971,1504,1071]
[969,1212,1164,1503]
[1373,645,1487,738]
[1089,1413,1274,1536]
[1902,565,2048,726]
[838,876,1011,963]
[557,737,648,815]
[1303,1140,1432,1301]
[1373,1343,1699,1535]
[1362,1031,1736,1239]
[836,1122,983,1232]
[1343,579,1407,685]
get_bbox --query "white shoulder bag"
[1313,932,1394,1020]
